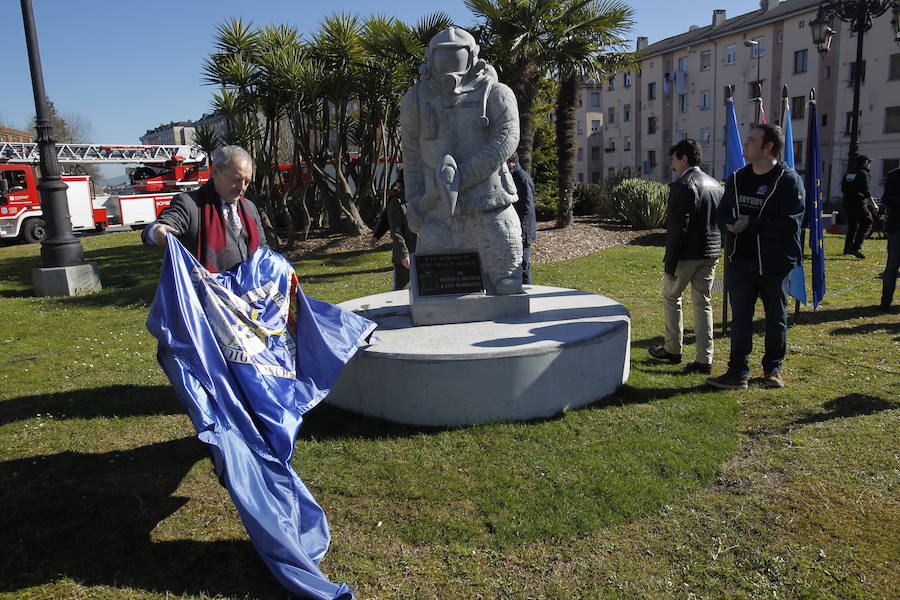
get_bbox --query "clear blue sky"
[1,0,754,179]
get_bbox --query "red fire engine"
[0,142,209,243]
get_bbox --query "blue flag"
[782,96,807,305]
[147,236,375,600]
[725,95,745,180]
[806,97,827,308]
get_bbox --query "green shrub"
[535,181,557,221]
[610,178,669,229]
[573,183,603,216]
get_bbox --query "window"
[591,119,601,133]
[777,30,783,44]
[677,130,687,141]
[648,82,657,100]
[700,90,711,109]
[2,168,27,191]
[700,51,711,71]
[886,106,900,133]
[663,130,672,145]
[624,73,632,88]
[577,172,584,182]
[648,150,657,166]
[606,138,616,151]
[794,49,808,74]
[725,44,736,65]
[648,116,658,134]
[624,136,631,151]
[825,65,831,79]
[578,121,584,135]
[678,94,688,113]
[591,146,600,160]
[607,107,615,124]
[677,56,688,72]
[791,96,805,119]
[700,127,711,146]
[822,113,828,127]
[793,141,803,164]
[608,75,616,90]
[849,60,866,85]
[799,19,805,29]
[577,147,584,161]
[590,91,601,107]
[591,171,602,184]
[890,54,900,80]
[749,80,763,98]
[624,104,631,121]
[750,37,765,58]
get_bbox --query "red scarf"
[197,183,260,272]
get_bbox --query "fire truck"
[0,142,209,243]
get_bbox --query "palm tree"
[548,0,634,228]
[465,0,560,174]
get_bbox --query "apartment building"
[574,0,900,204]
[0,125,32,143]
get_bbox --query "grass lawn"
[0,230,897,600]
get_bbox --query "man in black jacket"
[841,154,875,259]
[708,124,805,390]
[880,167,900,311]
[508,154,537,284]
[649,139,723,374]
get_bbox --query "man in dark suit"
[880,167,900,312]
[143,145,267,272]
[508,154,536,284]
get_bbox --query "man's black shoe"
[648,346,682,363]
[683,361,712,374]
[851,250,866,259]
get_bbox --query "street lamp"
[744,39,762,124]
[20,0,100,295]
[810,0,900,170]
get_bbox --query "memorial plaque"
[414,252,484,296]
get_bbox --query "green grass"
[0,231,897,599]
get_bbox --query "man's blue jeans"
[726,260,791,379]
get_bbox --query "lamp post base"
[32,262,102,297]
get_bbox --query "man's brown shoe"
[706,373,749,390]
[763,371,785,388]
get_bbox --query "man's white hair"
[211,145,252,169]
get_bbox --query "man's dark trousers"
[882,231,900,307]
[726,259,790,379]
[843,200,873,254]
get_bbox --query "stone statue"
[401,26,523,295]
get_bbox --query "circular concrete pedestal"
[325,285,631,427]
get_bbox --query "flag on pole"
[725,90,745,180]
[805,93,827,308]
[147,236,375,600]
[782,93,807,304]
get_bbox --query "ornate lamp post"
[810,0,900,170]
[21,0,100,295]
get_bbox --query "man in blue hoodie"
[708,124,805,390]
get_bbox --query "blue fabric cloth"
[147,236,375,600]
[782,99,807,305]
[724,97,745,180]
[805,100,826,308]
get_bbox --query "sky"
[1,0,757,180]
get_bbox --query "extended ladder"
[0,143,206,165]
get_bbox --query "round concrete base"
[325,285,631,427]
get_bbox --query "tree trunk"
[555,75,578,229]
[509,61,539,174]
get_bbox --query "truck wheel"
[22,218,47,244]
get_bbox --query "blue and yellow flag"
[147,236,375,600]
[806,96,827,308]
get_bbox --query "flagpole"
[782,85,805,325]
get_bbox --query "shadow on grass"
[0,243,162,306]
[299,266,391,282]
[792,393,899,427]
[830,319,900,339]
[627,230,666,247]
[0,385,181,426]
[792,304,888,326]
[0,436,293,599]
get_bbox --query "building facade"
[140,121,197,146]
[0,126,32,143]
[574,0,900,204]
